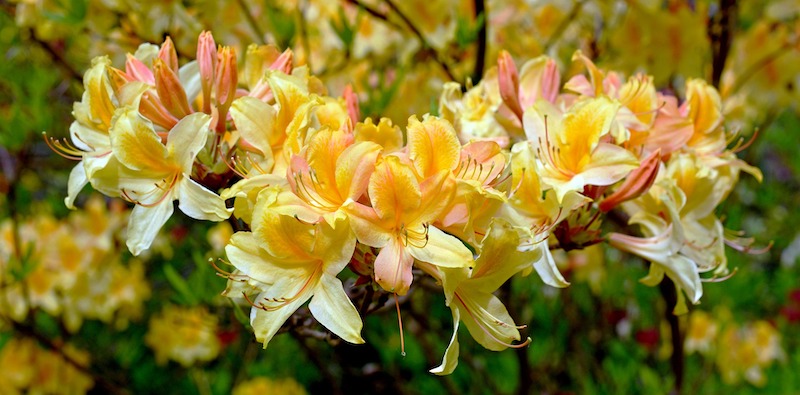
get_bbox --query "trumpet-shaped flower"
[345,156,472,295]
[524,96,640,203]
[283,128,381,226]
[223,188,364,348]
[430,220,535,375]
[108,108,230,255]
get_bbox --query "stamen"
[395,293,406,357]
[219,148,247,179]
[42,132,85,160]
[702,267,738,283]
[455,293,531,349]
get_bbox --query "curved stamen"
[121,173,179,207]
[43,132,84,160]
[702,267,738,283]
[455,293,531,349]
[251,264,321,312]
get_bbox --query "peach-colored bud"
[215,46,238,110]
[125,54,154,85]
[343,84,360,131]
[108,67,131,93]
[158,36,179,72]
[540,59,560,104]
[197,31,217,113]
[269,49,293,74]
[599,149,661,212]
[139,91,179,130]
[498,50,523,122]
[154,58,192,118]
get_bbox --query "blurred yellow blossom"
[232,376,308,395]
[0,337,93,395]
[145,305,222,367]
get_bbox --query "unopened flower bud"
[599,149,661,212]
[498,50,523,121]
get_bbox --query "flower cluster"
[0,195,150,332]
[685,309,785,387]
[0,337,93,394]
[54,32,762,375]
[145,305,221,367]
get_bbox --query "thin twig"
[728,41,796,95]
[25,31,83,83]
[543,0,584,52]
[6,319,129,395]
[235,0,267,45]
[342,0,406,31]
[382,0,458,82]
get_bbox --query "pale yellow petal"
[308,274,365,344]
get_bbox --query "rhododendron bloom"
[224,188,364,348]
[524,96,640,203]
[346,156,472,295]
[109,108,230,255]
[430,220,535,375]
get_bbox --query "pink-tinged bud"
[154,58,193,118]
[108,67,131,93]
[125,54,154,85]
[215,46,238,110]
[343,84,360,131]
[599,149,661,212]
[269,49,293,74]
[498,50,523,122]
[540,59,560,104]
[139,91,179,130]
[197,31,217,113]
[158,36,179,72]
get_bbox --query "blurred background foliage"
[0,0,799,393]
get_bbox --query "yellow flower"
[108,108,230,255]
[232,377,307,395]
[345,155,472,295]
[685,310,718,355]
[524,96,640,203]
[429,220,534,375]
[145,305,221,367]
[224,187,364,348]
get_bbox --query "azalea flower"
[523,96,640,203]
[429,219,535,375]
[223,187,364,348]
[108,108,230,255]
[345,155,472,295]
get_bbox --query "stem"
[727,41,795,96]
[544,0,584,52]
[709,0,737,88]
[6,319,129,395]
[470,0,487,85]
[382,0,458,82]
[659,277,684,394]
[342,0,406,31]
[235,0,267,45]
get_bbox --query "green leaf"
[164,264,198,305]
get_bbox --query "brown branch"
[709,0,738,88]
[25,31,83,83]
[342,0,406,31]
[470,0,487,85]
[659,277,684,394]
